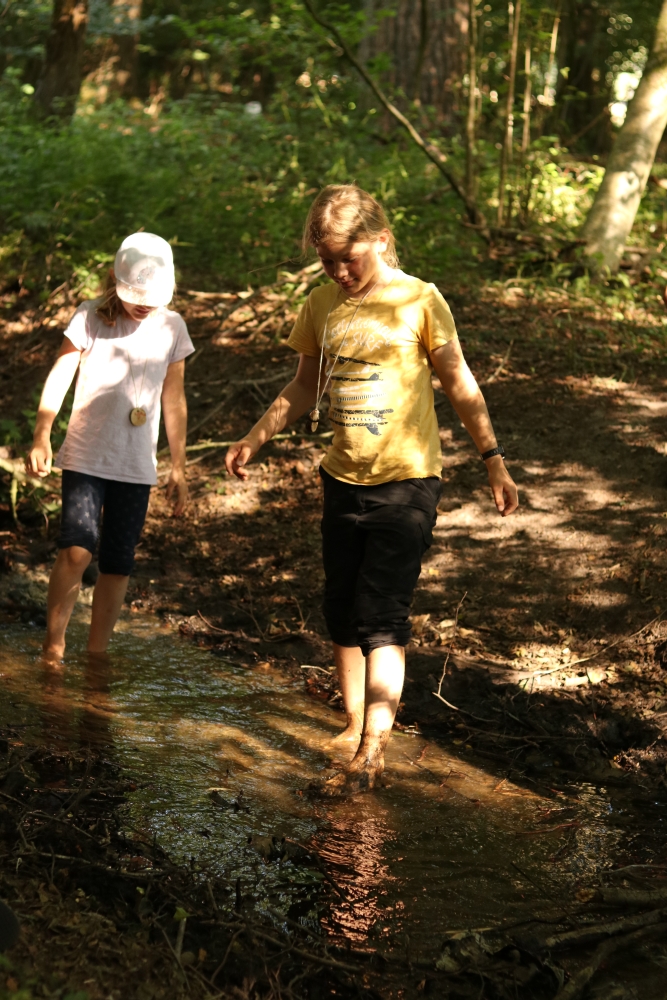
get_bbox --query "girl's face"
[121,301,156,322]
[316,233,390,297]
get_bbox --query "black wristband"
[480,444,505,462]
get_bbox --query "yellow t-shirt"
[287,269,457,485]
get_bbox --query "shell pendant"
[309,408,320,434]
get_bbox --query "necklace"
[309,276,387,433]
[125,321,149,427]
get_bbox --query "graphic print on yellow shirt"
[287,270,457,485]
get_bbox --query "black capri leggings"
[58,470,151,576]
[320,467,442,657]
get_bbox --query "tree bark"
[34,0,89,117]
[358,0,468,117]
[581,0,667,272]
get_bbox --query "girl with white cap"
[26,232,194,661]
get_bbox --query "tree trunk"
[581,0,667,272]
[465,0,477,199]
[521,45,531,153]
[110,0,141,97]
[497,0,521,226]
[550,0,609,150]
[358,0,468,118]
[34,0,89,117]
[411,0,429,100]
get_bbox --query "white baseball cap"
[114,232,175,307]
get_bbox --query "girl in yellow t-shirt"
[226,184,518,795]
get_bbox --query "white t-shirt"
[55,301,195,485]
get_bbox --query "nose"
[333,261,348,279]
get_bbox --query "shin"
[44,546,93,659]
[332,642,365,741]
[88,573,130,653]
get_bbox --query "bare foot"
[329,724,362,747]
[41,644,65,665]
[326,726,362,766]
[309,732,389,797]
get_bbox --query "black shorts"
[320,467,442,656]
[58,470,151,576]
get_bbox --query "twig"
[526,612,663,678]
[515,821,580,836]
[175,915,187,959]
[197,610,233,635]
[545,906,666,950]
[555,923,667,1000]
[185,430,333,453]
[206,880,219,914]
[158,922,191,990]
[482,340,514,384]
[431,594,494,724]
[595,886,667,906]
[211,929,243,984]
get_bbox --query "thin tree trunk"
[497,0,521,226]
[581,0,667,272]
[465,0,478,198]
[411,0,429,100]
[542,11,559,105]
[110,0,141,97]
[34,0,89,117]
[521,45,531,152]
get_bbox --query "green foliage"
[0,79,485,291]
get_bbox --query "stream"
[0,613,648,968]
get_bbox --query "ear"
[376,229,391,254]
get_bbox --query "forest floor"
[3,271,667,998]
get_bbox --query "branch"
[301,0,489,240]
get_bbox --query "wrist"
[33,430,52,448]
[480,443,505,463]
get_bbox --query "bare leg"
[330,642,365,746]
[43,546,92,661]
[87,573,130,653]
[318,644,405,796]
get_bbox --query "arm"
[26,337,82,478]
[430,338,519,517]
[161,359,188,516]
[226,354,321,481]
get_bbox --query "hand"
[486,456,519,517]
[166,468,188,516]
[225,439,257,481]
[26,439,52,478]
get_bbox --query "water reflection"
[38,654,116,751]
[0,616,630,962]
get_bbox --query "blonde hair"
[303,184,399,267]
[96,268,124,326]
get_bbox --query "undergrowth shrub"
[0,81,665,296]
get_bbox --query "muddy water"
[0,615,627,962]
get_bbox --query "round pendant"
[130,407,147,427]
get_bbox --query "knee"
[59,546,93,573]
